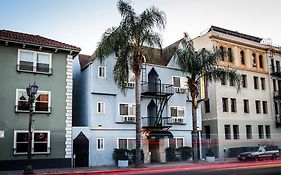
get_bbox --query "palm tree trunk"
[135,72,142,166]
[192,97,199,162]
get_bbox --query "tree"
[175,34,241,162]
[96,0,166,166]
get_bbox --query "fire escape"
[141,67,174,138]
[269,46,281,128]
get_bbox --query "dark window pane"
[19,61,33,71]
[120,104,128,115]
[18,101,29,111]
[36,63,50,73]
[34,133,48,142]
[35,102,48,112]
[16,143,28,153]
[34,143,48,152]
[17,133,28,142]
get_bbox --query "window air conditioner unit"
[173,118,183,124]
[125,82,134,88]
[175,88,186,94]
[122,116,136,122]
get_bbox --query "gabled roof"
[208,26,263,43]
[79,54,94,69]
[0,29,81,52]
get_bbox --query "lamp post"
[24,83,38,174]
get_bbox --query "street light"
[24,83,38,174]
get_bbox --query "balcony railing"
[142,116,172,129]
[270,66,281,76]
[273,91,281,99]
[141,82,174,96]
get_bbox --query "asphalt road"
[129,160,281,175]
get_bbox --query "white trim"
[117,138,136,150]
[96,138,104,150]
[17,49,52,74]
[15,89,51,113]
[97,102,105,114]
[98,66,106,78]
[14,130,50,155]
[171,137,184,148]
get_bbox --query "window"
[262,101,268,114]
[231,98,237,112]
[273,79,277,91]
[243,99,249,113]
[240,51,245,65]
[118,138,136,150]
[17,49,52,74]
[169,137,184,148]
[220,46,225,61]
[260,78,265,90]
[97,102,105,114]
[170,106,185,123]
[224,125,231,140]
[97,138,104,150]
[242,75,247,88]
[16,89,51,113]
[229,78,235,86]
[14,130,50,154]
[259,55,263,68]
[252,53,257,67]
[172,76,187,89]
[246,125,252,139]
[98,66,106,78]
[119,103,136,122]
[221,75,226,85]
[227,48,233,62]
[258,125,264,139]
[254,76,259,89]
[204,99,210,113]
[265,125,271,139]
[255,100,261,114]
[204,125,211,139]
[222,98,228,112]
[233,125,239,139]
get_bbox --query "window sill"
[116,121,136,124]
[15,110,51,114]
[14,152,50,155]
[17,69,52,75]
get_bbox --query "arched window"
[252,53,257,67]
[240,51,245,65]
[259,55,263,68]
[227,48,233,62]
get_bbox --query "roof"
[0,29,81,52]
[79,54,94,69]
[208,26,263,43]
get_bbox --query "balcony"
[273,91,281,99]
[142,116,172,130]
[270,66,281,77]
[141,82,174,97]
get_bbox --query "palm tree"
[96,0,166,166]
[175,34,241,162]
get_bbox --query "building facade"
[72,47,202,166]
[193,26,281,158]
[0,29,80,170]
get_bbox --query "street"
[125,160,281,175]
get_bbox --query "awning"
[147,130,173,139]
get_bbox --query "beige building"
[192,26,281,158]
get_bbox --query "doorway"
[149,139,160,162]
[73,132,89,167]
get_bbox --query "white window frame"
[117,138,136,150]
[172,76,187,89]
[97,102,105,114]
[17,49,52,74]
[15,89,51,113]
[119,103,136,122]
[98,66,106,78]
[13,130,50,155]
[173,137,184,148]
[170,106,185,124]
[96,138,104,150]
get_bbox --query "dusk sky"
[1,0,281,55]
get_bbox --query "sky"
[1,0,281,55]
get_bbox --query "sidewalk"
[0,158,238,175]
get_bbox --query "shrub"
[178,146,192,160]
[166,147,176,161]
[113,148,129,164]
[206,148,215,157]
